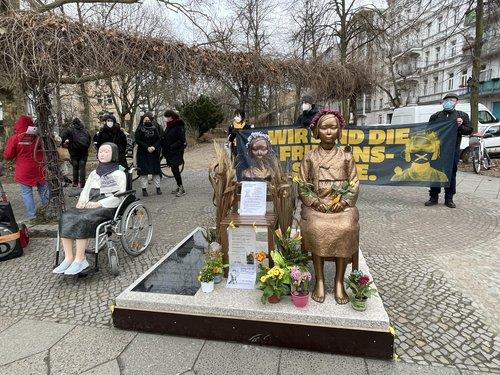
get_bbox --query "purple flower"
[359,275,370,285]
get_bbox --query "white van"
[391,103,500,159]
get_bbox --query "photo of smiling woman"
[240,132,277,181]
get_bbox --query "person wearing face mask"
[425,93,472,208]
[294,95,319,128]
[227,109,253,158]
[161,110,187,197]
[135,113,162,196]
[95,114,128,169]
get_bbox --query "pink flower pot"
[291,292,310,308]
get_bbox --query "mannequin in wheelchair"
[53,143,127,275]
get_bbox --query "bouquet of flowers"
[257,265,289,304]
[274,227,309,268]
[346,270,377,310]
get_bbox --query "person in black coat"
[95,114,128,169]
[227,109,253,158]
[61,117,91,187]
[135,113,162,196]
[425,93,473,208]
[294,95,319,128]
[162,109,186,197]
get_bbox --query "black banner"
[235,120,457,187]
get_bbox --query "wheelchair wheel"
[108,246,120,276]
[120,202,153,256]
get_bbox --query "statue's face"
[317,115,339,145]
[98,145,113,163]
[250,138,269,160]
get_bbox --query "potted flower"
[346,270,377,311]
[206,250,227,284]
[198,263,216,293]
[290,266,312,308]
[274,227,309,268]
[257,260,289,304]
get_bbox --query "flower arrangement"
[293,175,358,212]
[198,263,216,283]
[274,227,309,268]
[198,255,228,283]
[258,265,289,303]
[346,270,377,311]
[290,266,312,296]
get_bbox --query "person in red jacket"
[3,115,49,220]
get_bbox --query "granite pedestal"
[113,228,394,359]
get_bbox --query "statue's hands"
[76,201,85,209]
[331,200,349,213]
[312,198,329,213]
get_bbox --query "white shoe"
[64,260,90,275]
[53,259,73,274]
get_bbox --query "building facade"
[362,1,500,125]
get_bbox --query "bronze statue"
[298,110,360,304]
[241,132,275,181]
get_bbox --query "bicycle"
[470,134,492,174]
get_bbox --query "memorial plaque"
[228,226,256,265]
[239,181,267,216]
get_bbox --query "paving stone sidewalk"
[0,170,498,374]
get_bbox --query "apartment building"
[362,1,500,125]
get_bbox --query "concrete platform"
[113,228,394,359]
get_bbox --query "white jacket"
[78,169,127,208]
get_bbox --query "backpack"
[72,129,91,149]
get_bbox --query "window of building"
[378,115,383,124]
[96,95,102,105]
[450,40,457,57]
[106,95,113,105]
[435,47,441,62]
[453,12,459,25]
[379,98,383,109]
[423,79,428,95]
[425,51,430,66]
[433,76,439,93]
[427,22,432,37]
[448,73,454,90]
[438,16,444,31]
[460,69,468,87]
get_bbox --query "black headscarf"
[96,142,120,176]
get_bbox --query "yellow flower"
[292,175,301,183]
[197,275,201,281]
[228,221,236,229]
[330,194,341,205]
[274,228,282,239]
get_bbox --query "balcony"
[479,78,500,94]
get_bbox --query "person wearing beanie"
[425,93,472,208]
[94,114,128,169]
[294,94,319,128]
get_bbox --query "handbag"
[57,147,70,161]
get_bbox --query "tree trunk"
[79,82,92,129]
[35,83,65,220]
[470,0,484,133]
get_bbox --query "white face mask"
[302,103,312,112]
[106,121,114,128]
[234,116,242,123]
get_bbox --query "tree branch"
[36,0,140,13]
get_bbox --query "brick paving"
[0,165,498,374]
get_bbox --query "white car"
[460,123,500,160]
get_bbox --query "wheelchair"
[54,169,153,276]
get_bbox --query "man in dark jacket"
[95,114,128,169]
[61,117,91,187]
[294,95,319,128]
[425,93,473,208]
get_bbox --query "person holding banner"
[425,93,472,208]
[228,109,253,158]
[298,109,360,305]
[294,95,319,128]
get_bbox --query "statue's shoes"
[64,260,90,275]
[52,259,73,274]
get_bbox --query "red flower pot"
[291,292,310,308]
[268,295,281,304]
